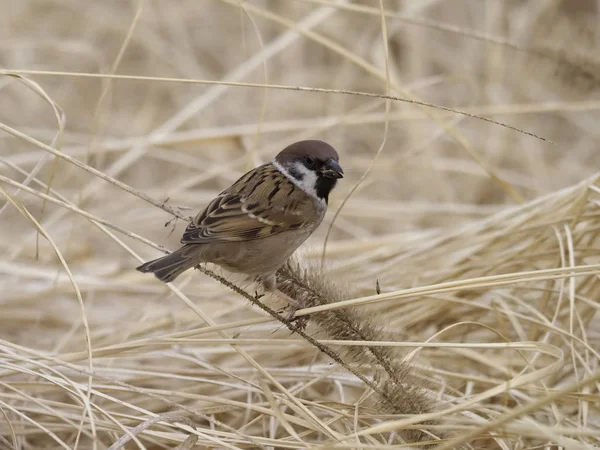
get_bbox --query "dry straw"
[1,1,599,449]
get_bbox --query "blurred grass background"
[0,1,599,449]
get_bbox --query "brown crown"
[275,140,339,164]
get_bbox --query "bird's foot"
[274,289,306,322]
[257,274,308,328]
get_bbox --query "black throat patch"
[315,177,337,203]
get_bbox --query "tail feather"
[136,245,198,283]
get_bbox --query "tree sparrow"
[136,140,343,293]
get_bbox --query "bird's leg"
[274,289,305,320]
[260,274,304,321]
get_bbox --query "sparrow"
[136,140,343,294]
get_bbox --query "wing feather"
[181,164,318,244]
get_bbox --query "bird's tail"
[136,245,199,283]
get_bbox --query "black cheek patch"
[288,166,304,181]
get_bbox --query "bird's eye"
[304,156,316,168]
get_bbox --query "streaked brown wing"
[181,164,316,244]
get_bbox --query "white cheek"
[291,162,319,198]
[272,160,324,205]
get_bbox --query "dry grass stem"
[1,1,599,449]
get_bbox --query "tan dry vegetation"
[1,0,599,449]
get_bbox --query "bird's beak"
[320,159,344,179]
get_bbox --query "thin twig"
[193,263,405,412]
[1,70,552,143]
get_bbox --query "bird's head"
[273,140,343,203]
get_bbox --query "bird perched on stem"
[137,140,343,309]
